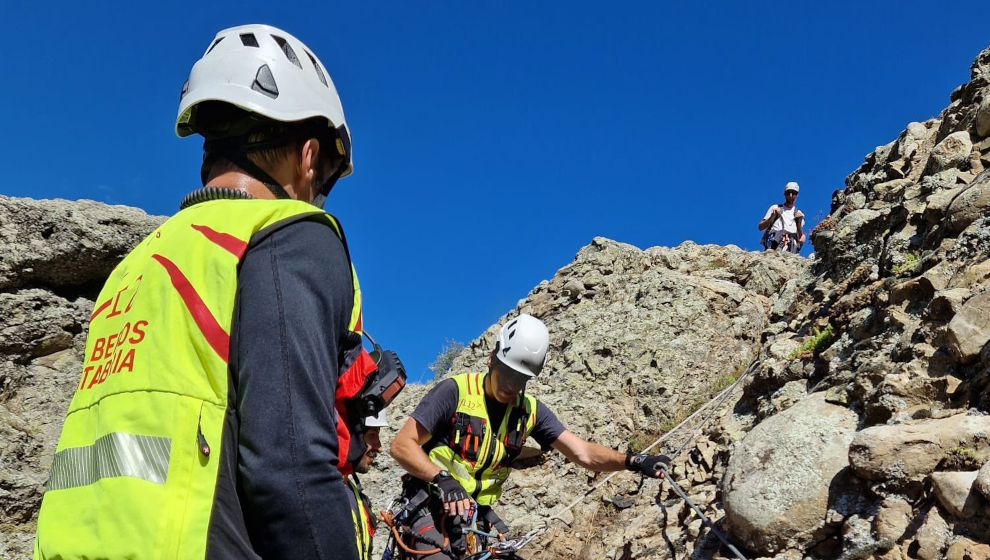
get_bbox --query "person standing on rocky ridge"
[32,24,385,560]
[758,181,805,253]
[389,313,671,559]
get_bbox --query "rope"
[660,466,748,560]
[515,356,760,550]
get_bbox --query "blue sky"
[4,2,990,383]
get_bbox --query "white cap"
[784,181,800,193]
[494,314,550,377]
[364,410,388,428]
[176,24,352,177]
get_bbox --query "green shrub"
[789,324,836,359]
[428,338,465,381]
[712,373,739,393]
[891,252,921,276]
[628,427,664,453]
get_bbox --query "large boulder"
[848,413,990,482]
[945,173,990,234]
[929,131,973,173]
[722,393,858,555]
[944,292,990,364]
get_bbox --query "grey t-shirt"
[411,377,565,448]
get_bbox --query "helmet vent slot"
[251,64,279,99]
[240,33,260,47]
[272,35,302,69]
[205,37,224,55]
[305,51,329,88]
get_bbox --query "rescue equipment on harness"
[379,480,521,560]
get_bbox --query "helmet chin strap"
[202,136,345,209]
[218,146,292,200]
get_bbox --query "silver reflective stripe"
[47,432,171,491]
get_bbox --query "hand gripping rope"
[500,358,760,560]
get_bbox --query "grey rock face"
[848,413,990,483]
[428,238,809,559]
[977,461,990,500]
[0,196,164,293]
[914,507,951,560]
[944,173,990,234]
[722,393,858,555]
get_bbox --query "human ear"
[299,138,321,184]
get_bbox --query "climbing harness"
[378,494,526,560]
[760,206,785,250]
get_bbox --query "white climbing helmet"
[494,314,550,377]
[784,181,800,194]
[364,410,388,428]
[175,24,352,177]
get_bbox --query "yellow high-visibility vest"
[347,476,373,560]
[426,373,537,506]
[34,198,362,559]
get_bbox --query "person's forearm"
[390,436,442,482]
[570,441,628,472]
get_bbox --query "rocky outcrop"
[0,196,163,293]
[368,239,810,560]
[719,43,990,559]
[848,413,990,483]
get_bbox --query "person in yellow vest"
[34,24,366,560]
[346,410,389,560]
[390,314,671,559]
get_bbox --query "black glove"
[431,471,469,505]
[626,453,671,478]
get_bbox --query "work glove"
[431,470,472,519]
[626,453,672,478]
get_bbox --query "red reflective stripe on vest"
[191,224,249,258]
[151,254,230,363]
[90,298,112,321]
